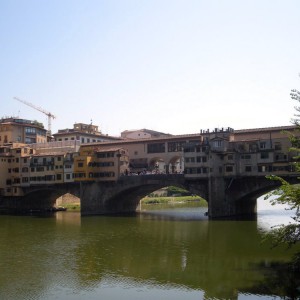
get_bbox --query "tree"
[264,79,300,247]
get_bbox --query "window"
[56,174,62,180]
[225,166,233,172]
[260,152,269,159]
[78,162,84,168]
[275,143,282,150]
[168,142,186,152]
[185,157,195,163]
[25,127,36,134]
[260,142,266,149]
[148,143,165,153]
[245,166,252,172]
[213,140,222,147]
[258,165,272,172]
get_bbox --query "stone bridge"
[79,173,299,218]
[2,173,299,218]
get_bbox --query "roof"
[0,117,45,129]
[52,129,121,140]
[234,125,297,134]
[121,128,172,137]
[31,152,66,157]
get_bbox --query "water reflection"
[0,203,298,300]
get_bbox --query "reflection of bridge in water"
[3,172,299,219]
[1,212,294,300]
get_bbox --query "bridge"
[1,125,300,218]
[1,172,298,219]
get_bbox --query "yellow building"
[0,143,34,196]
[0,142,129,197]
[74,145,129,182]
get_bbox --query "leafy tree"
[166,186,191,196]
[264,80,300,247]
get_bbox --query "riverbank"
[141,195,208,206]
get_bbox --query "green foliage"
[166,186,191,196]
[264,80,300,248]
[142,195,207,206]
[264,176,300,247]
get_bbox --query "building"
[0,117,48,145]
[74,145,129,182]
[53,122,121,144]
[121,128,172,140]
[0,141,130,197]
[184,126,298,178]
[0,143,34,196]
[29,152,65,185]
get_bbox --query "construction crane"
[13,97,56,136]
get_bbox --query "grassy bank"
[61,203,81,211]
[141,195,208,206]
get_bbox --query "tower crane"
[13,97,56,136]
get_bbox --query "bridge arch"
[4,183,81,213]
[218,175,300,218]
[79,174,206,215]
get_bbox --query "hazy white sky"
[1,0,300,136]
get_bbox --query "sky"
[1,0,300,137]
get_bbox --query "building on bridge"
[184,125,298,178]
[0,141,129,197]
[0,143,34,196]
[82,125,299,177]
[73,145,129,181]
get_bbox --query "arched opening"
[138,185,209,220]
[55,193,81,211]
[168,156,184,174]
[149,157,166,174]
[256,192,296,230]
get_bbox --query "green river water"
[0,199,299,300]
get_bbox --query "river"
[0,197,298,300]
